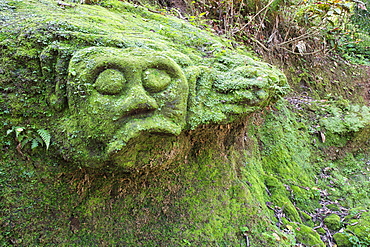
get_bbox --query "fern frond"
[31,138,40,149]
[21,136,31,148]
[34,136,43,146]
[37,129,51,150]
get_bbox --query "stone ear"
[40,45,71,112]
[184,66,215,128]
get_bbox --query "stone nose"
[118,85,159,117]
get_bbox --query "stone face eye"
[94,69,126,95]
[142,68,171,93]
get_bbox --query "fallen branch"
[57,1,76,8]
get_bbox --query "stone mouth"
[113,111,156,125]
[107,116,183,155]
[126,107,155,117]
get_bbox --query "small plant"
[7,126,51,155]
[320,104,370,134]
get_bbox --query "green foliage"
[305,0,367,62]
[347,233,370,247]
[300,99,370,147]
[0,0,369,246]
[186,0,359,57]
[36,129,51,150]
[320,104,370,133]
[352,0,370,33]
[340,29,370,64]
[333,0,370,64]
[182,0,370,65]
[6,126,51,152]
[317,154,370,208]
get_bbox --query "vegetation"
[0,0,369,246]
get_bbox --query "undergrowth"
[62,0,370,64]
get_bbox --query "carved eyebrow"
[69,51,185,88]
[89,60,137,83]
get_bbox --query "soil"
[361,65,370,106]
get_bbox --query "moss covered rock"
[333,209,370,247]
[290,223,325,247]
[0,0,288,169]
[0,0,368,246]
[324,214,341,231]
[333,232,353,247]
[346,211,370,245]
[0,0,292,245]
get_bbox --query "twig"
[147,7,165,15]
[278,46,326,56]
[245,234,250,247]
[249,37,271,52]
[16,142,24,156]
[57,1,76,7]
[235,0,277,33]
[275,29,321,47]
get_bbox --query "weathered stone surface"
[1,0,288,169]
[0,1,292,245]
[8,1,370,247]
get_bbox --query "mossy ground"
[1,0,370,246]
[1,100,369,246]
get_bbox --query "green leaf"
[21,136,31,148]
[31,138,39,149]
[37,129,51,150]
[6,129,13,135]
[240,226,249,232]
[17,134,26,142]
[14,126,24,139]
[34,136,43,146]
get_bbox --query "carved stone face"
[58,47,188,167]
[2,0,289,171]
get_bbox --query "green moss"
[346,211,370,245]
[324,214,341,231]
[316,227,326,235]
[0,2,317,245]
[264,175,301,223]
[300,211,314,227]
[290,223,325,247]
[259,102,313,184]
[1,0,369,246]
[333,232,353,247]
[327,203,340,211]
[1,0,289,170]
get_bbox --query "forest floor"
[361,66,370,106]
